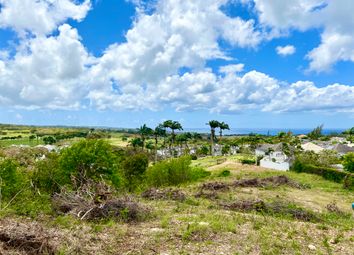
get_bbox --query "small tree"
[307,124,324,140]
[343,152,354,173]
[59,139,121,189]
[122,153,149,191]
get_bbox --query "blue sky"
[0,0,353,129]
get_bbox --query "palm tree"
[219,122,230,138]
[163,120,183,145]
[153,124,166,162]
[207,120,220,156]
[138,124,153,150]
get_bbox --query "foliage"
[121,153,149,190]
[221,145,230,155]
[342,152,354,173]
[0,159,26,202]
[197,144,210,156]
[145,156,209,187]
[59,139,121,189]
[43,136,56,145]
[295,150,339,168]
[307,124,323,140]
[291,160,353,189]
[31,153,63,194]
[241,158,256,165]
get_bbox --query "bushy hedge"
[241,158,256,165]
[145,156,209,187]
[291,160,354,190]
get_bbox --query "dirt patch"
[222,200,319,222]
[53,192,149,222]
[141,188,186,201]
[0,220,57,255]
[200,175,308,194]
[326,202,345,215]
[232,175,309,189]
[200,181,230,191]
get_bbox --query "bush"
[343,152,354,173]
[31,153,63,194]
[145,156,208,187]
[43,136,56,145]
[241,158,256,165]
[121,153,149,190]
[291,160,354,189]
[59,139,121,189]
[0,159,26,202]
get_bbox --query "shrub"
[31,153,63,194]
[145,156,208,187]
[343,152,354,173]
[43,136,56,145]
[121,153,149,190]
[0,159,26,202]
[241,158,256,165]
[221,145,230,155]
[59,139,121,189]
[291,160,354,189]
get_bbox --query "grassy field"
[1,156,353,254]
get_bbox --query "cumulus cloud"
[276,45,296,56]
[0,0,91,35]
[252,0,354,71]
[87,0,262,109]
[0,24,92,109]
[0,0,353,115]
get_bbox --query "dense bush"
[59,139,121,189]
[145,156,209,187]
[343,152,354,173]
[0,159,26,201]
[121,153,149,190]
[32,153,63,194]
[291,160,354,189]
[240,158,256,165]
[43,136,56,145]
[295,150,340,168]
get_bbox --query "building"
[260,151,291,171]
[301,142,324,153]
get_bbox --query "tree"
[129,137,143,149]
[218,122,230,138]
[122,153,149,191]
[207,120,220,156]
[59,139,120,189]
[163,120,183,146]
[343,152,354,173]
[307,124,324,140]
[138,124,153,150]
[153,124,166,161]
[43,136,56,145]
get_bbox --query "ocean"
[182,128,345,136]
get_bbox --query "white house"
[260,151,291,171]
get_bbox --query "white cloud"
[87,0,262,110]
[252,0,354,72]
[276,45,296,56]
[0,24,93,109]
[0,0,353,115]
[0,0,91,36]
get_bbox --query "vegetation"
[1,124,354,254]
[342,152,354,173]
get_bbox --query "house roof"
[301,142,324,153]
[256,143,282,152]
[332,144,354,154]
